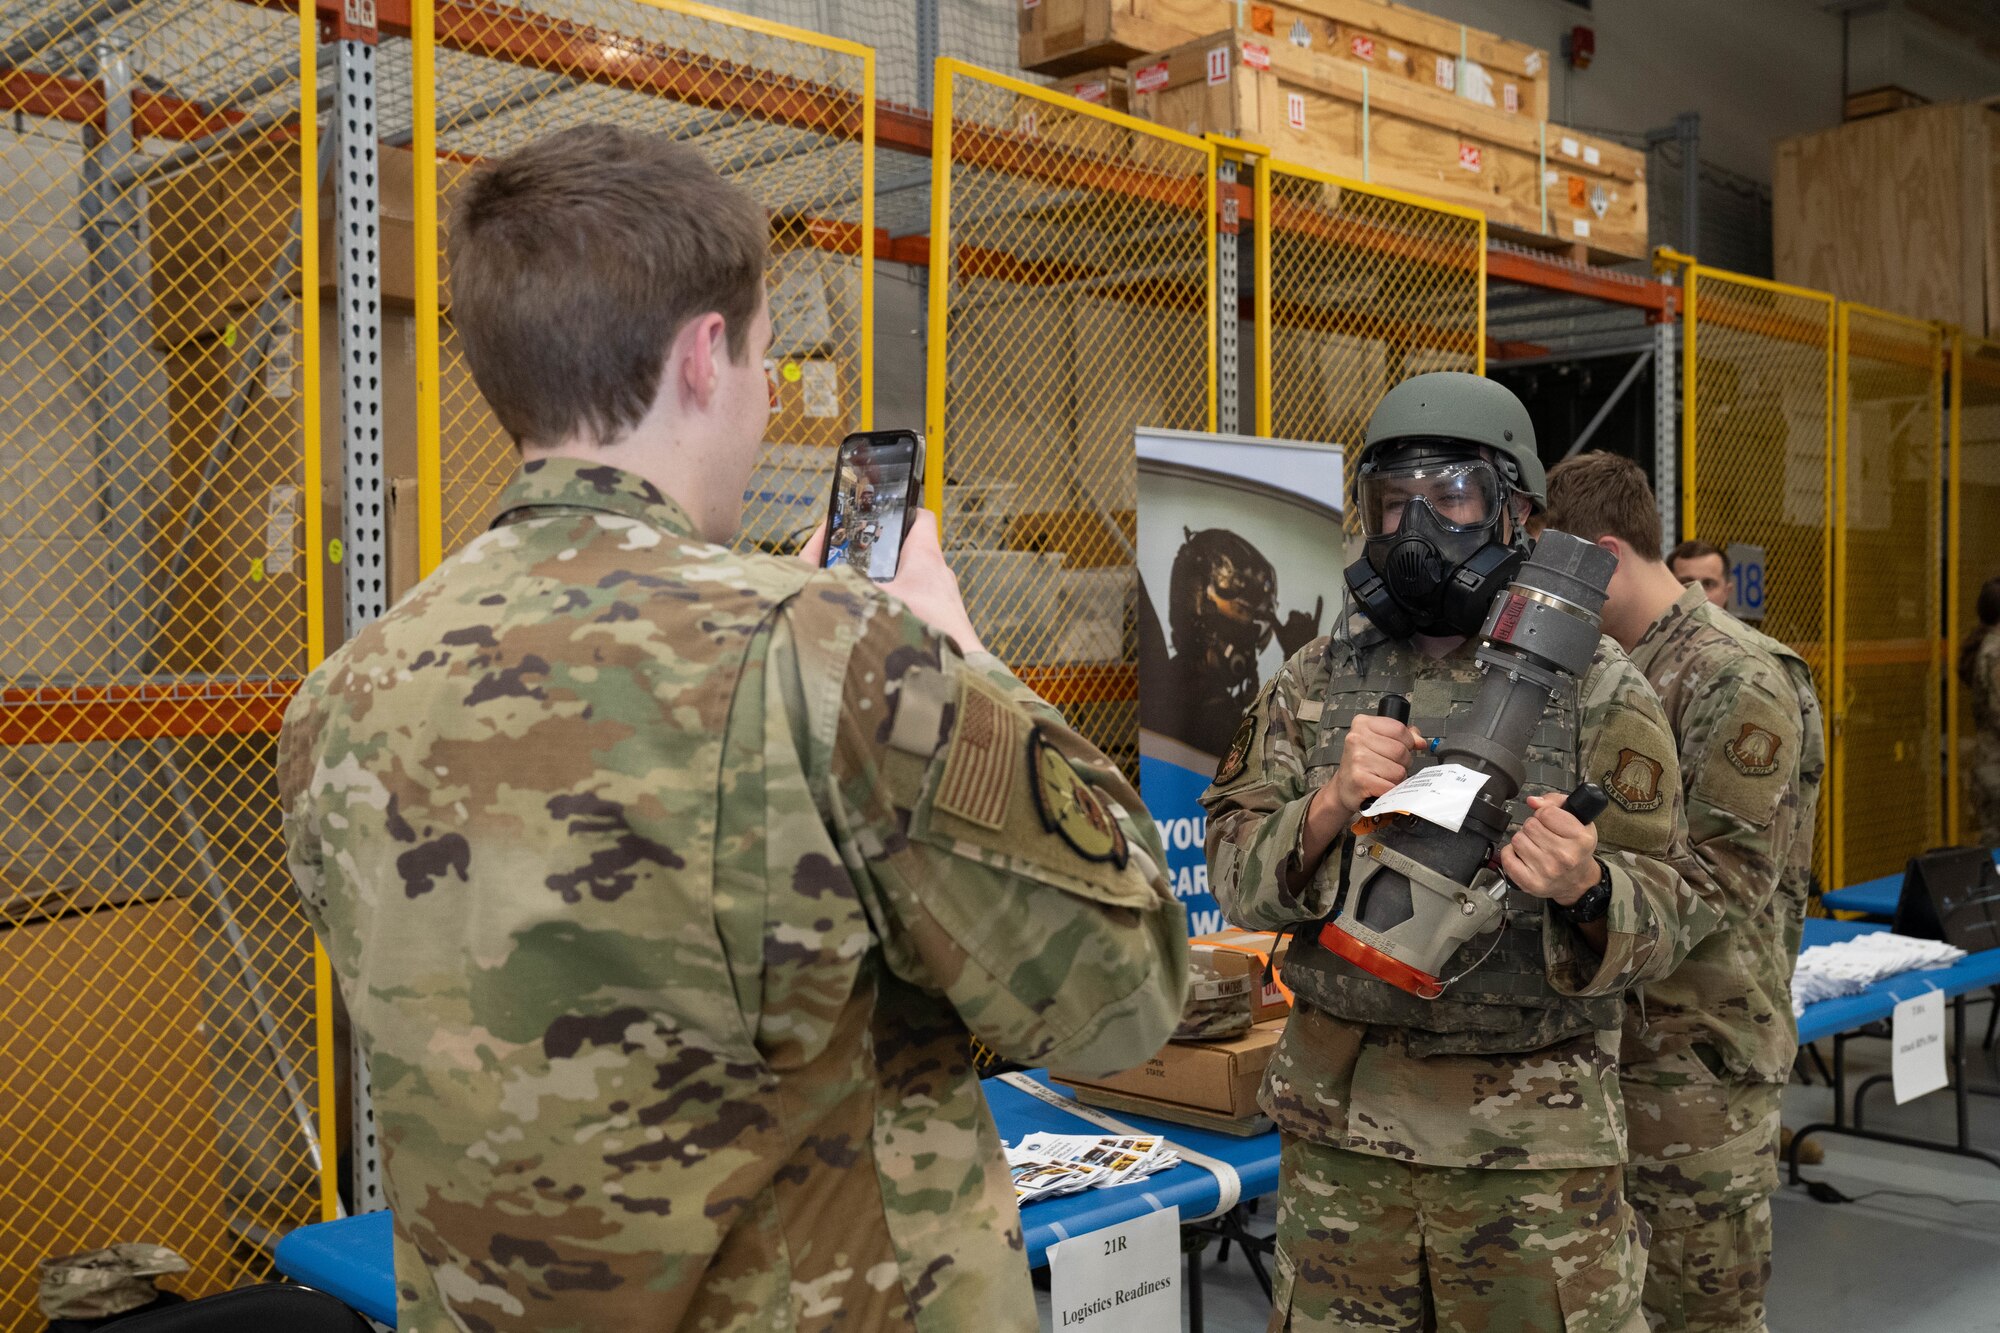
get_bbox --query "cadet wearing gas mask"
[1202,373,1719,1332]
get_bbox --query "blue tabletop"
[274,1209,395,1326]
[1795,940,2000,1044]
[1800,917,1884,947]
[1820,874,1901,919]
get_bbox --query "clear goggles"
[1357,458,1504,536]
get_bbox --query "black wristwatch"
[1558,858,1613,925]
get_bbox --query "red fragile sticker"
[1135,61,1171,93]
[1287,92,1306,131]
[1241,41,1271,70]
[1071,79,1107,104]
[1206,44,1231,85]
[1458,141,1482,172]
[1350,34,1375,61]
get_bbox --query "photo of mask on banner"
[1134,429,1347,934]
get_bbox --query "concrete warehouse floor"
[1034,992,2000,1332]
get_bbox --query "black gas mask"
[1343,448,1528,639]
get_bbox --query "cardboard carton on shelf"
[1127,32,1647,263]
[1190,928,1293,1024]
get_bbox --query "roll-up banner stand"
[1135,428,1347,934]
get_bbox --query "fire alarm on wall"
[1562,25,1595,70]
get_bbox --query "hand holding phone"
[821,430,925,581]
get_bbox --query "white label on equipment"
[800,360,839,419]
[1583,144,1601,166]
[1434,54,1455,91]
[1725,542,1767,620]
[1206,44,1230,85]
[1049,1207,1180,1333]
[1286,92,1306,131]
[1892,992,1948,1104]
[1560,135,1580,158]
[1572,218,1591,237]
[265,483,300,573]
[1135,61,1170,93]
[1359,763,1488,833]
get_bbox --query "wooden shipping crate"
[1057,65,1132,113]
[1022,0,1547,121]
[1776,101,2000,336]
[1129,33,1647,261]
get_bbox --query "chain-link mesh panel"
[1683,269,1835,888]
[1837,307,1943,887]
[0,3,323,1325]
[1954,336,2000,844]
[1259,161,1482,519]
[930,62,1213,776]
[412,0,873,566]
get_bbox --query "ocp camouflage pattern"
[279,457,1189,1332]
[1970,628,2000,846]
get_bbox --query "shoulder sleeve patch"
[1214,710,1258,786]
[932,675,1022,830]
[1691,685,1799,827]
[1029,726,1129,868]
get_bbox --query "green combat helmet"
[1345,372,1545,639]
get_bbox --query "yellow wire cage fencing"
[1835,308,1943,889]
[0,1,324,1326]
[1680,267,1836,887]
[927,60,1215,775]
[406,0,875,572]
[1256,159,1484,486]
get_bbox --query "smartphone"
[820,429,925,582]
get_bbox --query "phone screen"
[822,432,921,582]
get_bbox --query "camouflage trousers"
[1265,1138,1649,1333]
[1623,1069,1781,1333]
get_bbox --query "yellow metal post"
[858,51,876,431]
[1947,332,1965,843]
[1831,303,1850,894]
[1255,158,1273,436]
[413,0,443,577]
[1681,266,1698,541]
[922,61,953,521]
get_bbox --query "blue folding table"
[273,1072,1283,1330]
[1819,849,2000,920]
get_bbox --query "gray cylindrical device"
[1319,531,1618,997]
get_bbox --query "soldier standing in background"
[1204,373,1716,1332]
[1668,540,1732,613]
[1963,575,2000,846]
[1546,453,1824,1333]
[278,125,1187,1332]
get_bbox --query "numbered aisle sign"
[1726,542,1766,621]
[1049,1206,1181,1332]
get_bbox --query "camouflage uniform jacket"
[279,458,1190,1333]
[1201,615,1714,1169]
[1622,583,1825,1084]
[1619,585,1824,1225]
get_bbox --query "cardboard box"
[1069,1082,1275,1136]
[1023,0,1549,123]
[1128,33,1647,262]
[1053,1017,1283,1116]
[1191,929,1292,1023]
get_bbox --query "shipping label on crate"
[1559,135,1580,158]
[1458,142,1483,172]
[1018,108,1039,136]
[1206,44,1231,85]
[1434,54,1456,91]
[1290,17,1312,47]
[1022,0,1038,9]
[1504,82,1519,114]
[1591,185,1611,218]
[1583,145,1601,166]
[1567,175,1587,209]
[1459,60,1495,107]
[1071,79,1107,104]
[1286,92,1306,131]
[1134,61,1170,93]
[1350,33,1375,61]
[1573,218,1591,238]
[1525,49,1544,74]
[1241,41,1271,70]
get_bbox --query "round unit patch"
[1028,727,1128,867]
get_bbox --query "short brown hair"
[1668,539,1724,567]
[448,123,769,449]
[1542,451,1664,557]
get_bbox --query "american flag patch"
[935,681,1017,829]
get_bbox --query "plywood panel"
[1774,103,1976,329]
